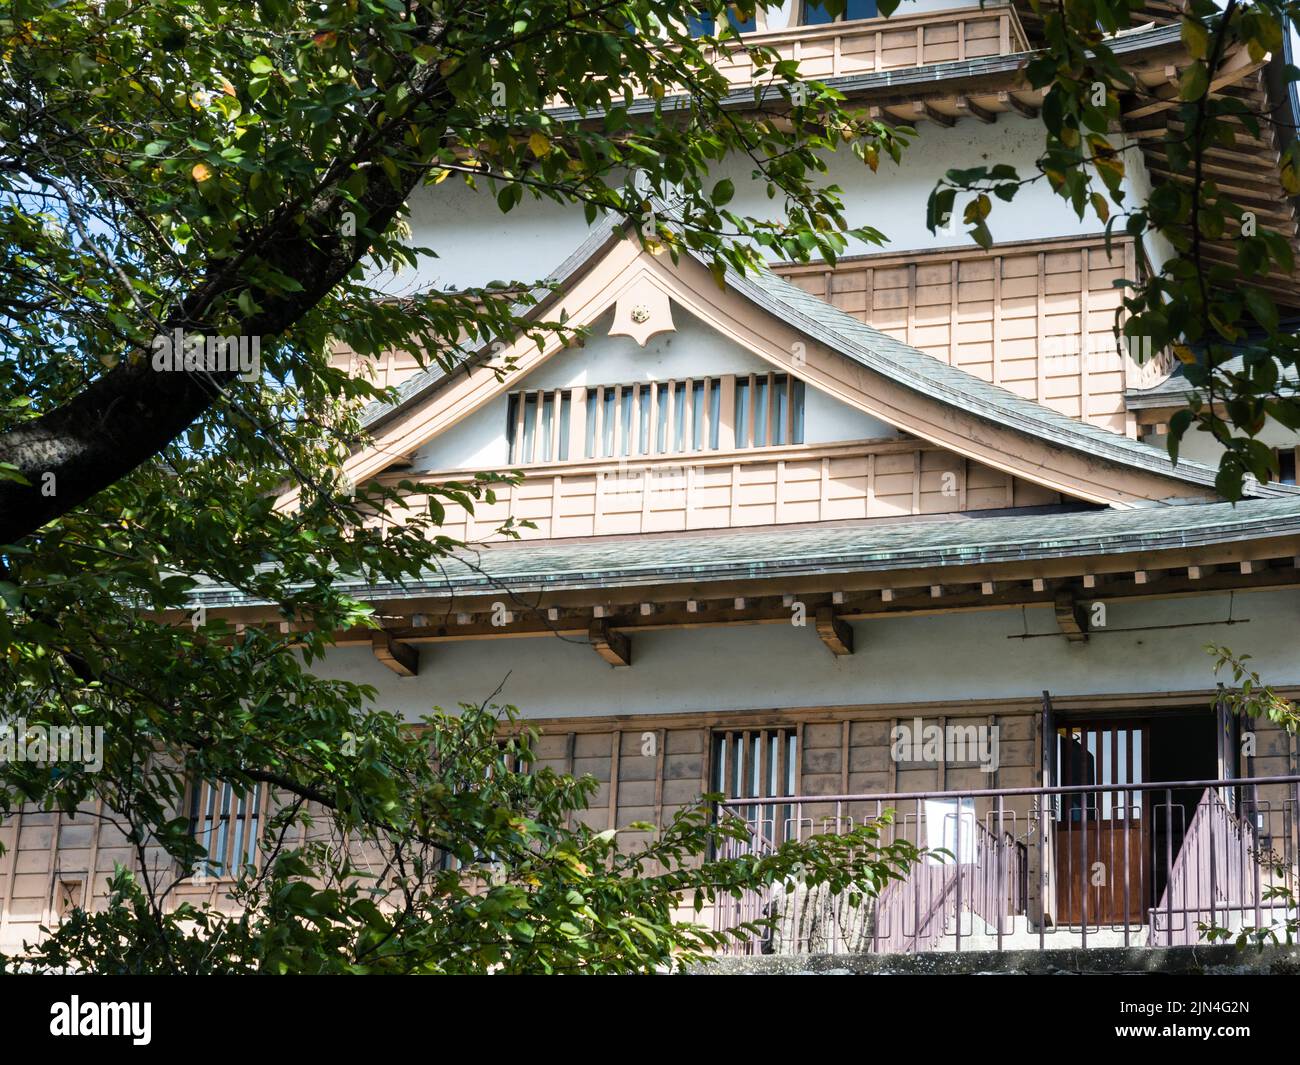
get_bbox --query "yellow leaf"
[528,131,550,158]
[1172,343,1196,364]
[1282,160,1300,196]
[191,162,214,183]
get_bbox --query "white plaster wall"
[398,117,1112,293]
[410,308,894,471]
[1119,135,1178,278]
[1150,416,1300,469]
[312,588,1300,720]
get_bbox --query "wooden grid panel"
[777,236,1157,436]
[403,440,1060,542]
[712,5,1027,86]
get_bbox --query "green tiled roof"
[191,496,1300,608]
[724,258,1289,497]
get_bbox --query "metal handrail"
[716,775,1300,808]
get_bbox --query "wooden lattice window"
[735,373,805,449]
[186,779,265,879]
[712,727,799,846]
[506,389,573,465]
[505,373,805,465]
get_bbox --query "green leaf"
[1179,62,1209,101]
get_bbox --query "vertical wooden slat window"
[601,388,617,457]
[188,779,264,879]
[655,382,669,454]
[735,378,750,449]
[638,386,652,455]
[507,390,573,464]
[620,387,634,456]
[791,379,806,444]
[585,389,599,459]
[557,392,571,461]
[521,393,538,463]
[673,381,687,452]
[735,374,805,449]
[772,376,787,446]
[507,375,804,462]
[505,394,519,462]
[708,380,722,449]
[712,727,799,845]
[691,381,706,450]
[539,392,554,463]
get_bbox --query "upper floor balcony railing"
[710,3,1029,88]
[712,775,1300,956]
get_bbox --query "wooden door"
[1054,721,1149,926]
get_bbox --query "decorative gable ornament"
[608,274,675,347]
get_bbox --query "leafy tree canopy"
[1,0,1299,972]
[0,0,912,973]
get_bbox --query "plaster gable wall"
[1146,415,1300,469]
[409,307,895,473]
[397,118,1115,294]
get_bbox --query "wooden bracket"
[1053,590,1089,643]
[914,101,955,128]
[956,96,996,124]
[371,630,419,676]
[998,91,1039,119]
[589,619,631,667]
[815,606,855,656]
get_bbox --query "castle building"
[5,3,1299,955]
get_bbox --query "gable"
[285,221,1297,522]
[409,307,895,475]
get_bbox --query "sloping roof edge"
[721,254,1297,499]
[359,211,1296,499]
[542,22,1188,122]
[191,495,1300,608]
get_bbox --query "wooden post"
[718,375,736,451]
[570,386,587,459]
[1080,247,1091,425]
[991,256,1003,386]
[1036,252,1047,405]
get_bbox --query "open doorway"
[1052,708,1218,925]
